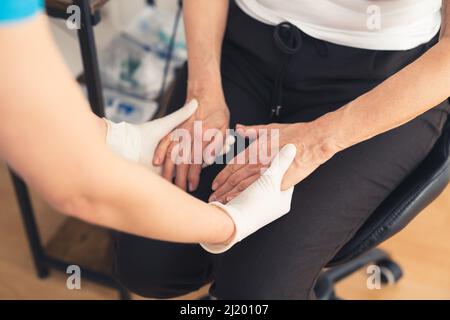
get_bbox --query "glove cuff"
[200,202,243,254]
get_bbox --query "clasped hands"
[105,97,339,253]
[151,104,336,198]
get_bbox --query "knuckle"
[156,147,164,156]
[166,148,175,157]
[229,176,239,187]
[237,182,247,192]
[188,171,198,181]
[229,165,239,174]
[161,136,171,146]
[156,141,165,152]
[249,164,262,171]
[163,166,172,176]
[213,178,222,187]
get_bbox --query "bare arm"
[184,0,229,96]
[154,0,230,192]
[281,0,450,189]
[326,1,450,152]
[211,1,450,201]
[0,14,234,244]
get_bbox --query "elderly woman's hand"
[209,119,341,203]
[153,91,230,192]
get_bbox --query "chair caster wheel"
[376,259,403,285]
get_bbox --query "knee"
[115,256,205,299]
[115,268,184,299]
[113,235,208,299]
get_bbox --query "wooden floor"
[1,162,449,300]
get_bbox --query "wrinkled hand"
[105,100,199,173]
[153,94,230,192]
[210,121,339,203]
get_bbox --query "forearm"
[183,0,229,97]
[327,0,450,150]
[0,14,234,245]
[18,126,235,244]
[68,156,234,244]
[329,37,450,151]
[280,36,450,189]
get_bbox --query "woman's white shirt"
[235,0,442,50]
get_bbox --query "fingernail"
[153,157,160,165]
[209,195,216,202]
[189,183,194,192]
[212,182,218,191]
[226,196,234,202]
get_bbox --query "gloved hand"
[104,100,199,173]
[201,144,297,254]
[105,99,235,174]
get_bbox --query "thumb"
[150,99,199,140]
[264,144,297,184]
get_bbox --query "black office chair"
[315,115,450,300]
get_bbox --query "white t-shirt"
[235,0,442,50]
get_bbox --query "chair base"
[315,249,403,300]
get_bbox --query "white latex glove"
[105,99,235,173]
[105,100,199,173]
[201,144,297,254]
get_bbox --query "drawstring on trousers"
[271,22,328,118]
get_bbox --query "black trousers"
[114,3,449,299]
